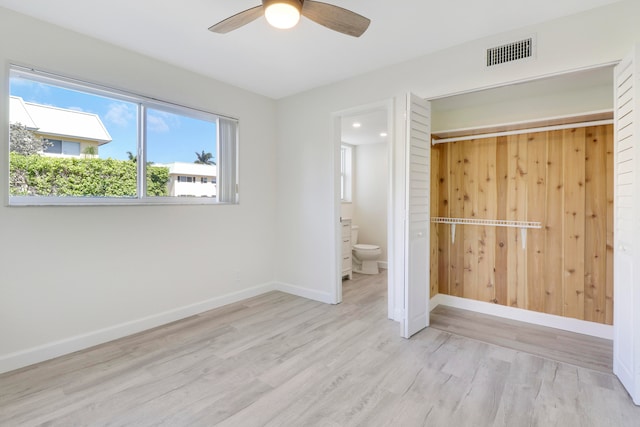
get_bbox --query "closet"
[428,67,615,326]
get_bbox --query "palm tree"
[194,150,215,165]
[126,151,137,162]
[82,146,98,158]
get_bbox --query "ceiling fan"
[209,0,371,38]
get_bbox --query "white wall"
[432,79,613,132]
[340,202,353,220]
[352,143,388,264]
[0,8,277,372]
[274,0,640,307]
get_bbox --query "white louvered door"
[401,94,431,339]
[613,46,640,406]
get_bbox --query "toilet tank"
[351,225,359,245]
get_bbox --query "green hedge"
[10,153,169,197]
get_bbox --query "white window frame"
[340,144,353,202]
[8,65,239,206]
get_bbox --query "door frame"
[331,99,397,318]
[332,62,621,324]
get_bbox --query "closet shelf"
[431,217,541,228]
[431,217,542,249]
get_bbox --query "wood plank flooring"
[430,305,613,373]
[1,272,639,426]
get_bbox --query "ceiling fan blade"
[209,5,264,34]
[302,1,370,37]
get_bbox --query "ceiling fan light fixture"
[264,0,302,29]
[209,0,370,37]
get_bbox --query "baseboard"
[274,282,335,304]
[429,294,613,340]
[0,282,277,375]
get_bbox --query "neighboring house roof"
[159,162,217,177]
[9,96,37,129]
[9,96,112,145]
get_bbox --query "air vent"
[486,37,534,67]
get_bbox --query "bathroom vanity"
[341,218,353,280]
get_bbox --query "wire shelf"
[430,217,542,249]
[431,217,542,229]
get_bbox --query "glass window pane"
[145,107,217,198]
[9,74,138,198]
[62,141,81,156]
[45,139,62,154]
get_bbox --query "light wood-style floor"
[1,272,639,426]
[430,306,614,373]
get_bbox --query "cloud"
[146,110,182,133]
[147,114,170,133]
[11,78,49,91]
[10,78,51,102]
[105,102,135,127]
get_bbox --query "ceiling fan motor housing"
[263,0,303,13]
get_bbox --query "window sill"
[8,196,237,207]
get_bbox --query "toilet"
[351,225,382,275]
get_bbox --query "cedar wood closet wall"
[429,124,614,325]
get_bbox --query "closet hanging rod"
[432,119,613,145]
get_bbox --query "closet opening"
[428,65,615,333]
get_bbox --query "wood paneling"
[477,139,497,304]
[544,130,564,316]
[562,128,586,319]
[526,132,547,314]
[506,133,528,309]
[495,137,509,306]
[449,141,465,297]
[430,124,614,325]
[430,148,440,298]
[585,126,608,323]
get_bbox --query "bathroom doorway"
[333,100,394,314]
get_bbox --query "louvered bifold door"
[401,94,431,339]
[613,45,640,406]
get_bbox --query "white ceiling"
[341,109,388,146]
[0,0,622,99]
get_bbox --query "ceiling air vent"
[486,37,534,67]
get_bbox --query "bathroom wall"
[340,202,353,220]
[352,142,388,266]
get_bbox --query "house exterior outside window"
[10,96,112,158]
[164,163,217,197]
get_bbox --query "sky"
[10,76,217,164]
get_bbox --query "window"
[43,140,81,156]
[340,144,353,202]
[8,66,238,205]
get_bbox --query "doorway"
[333,101,394,315]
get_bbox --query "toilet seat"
[353,243,379,251]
